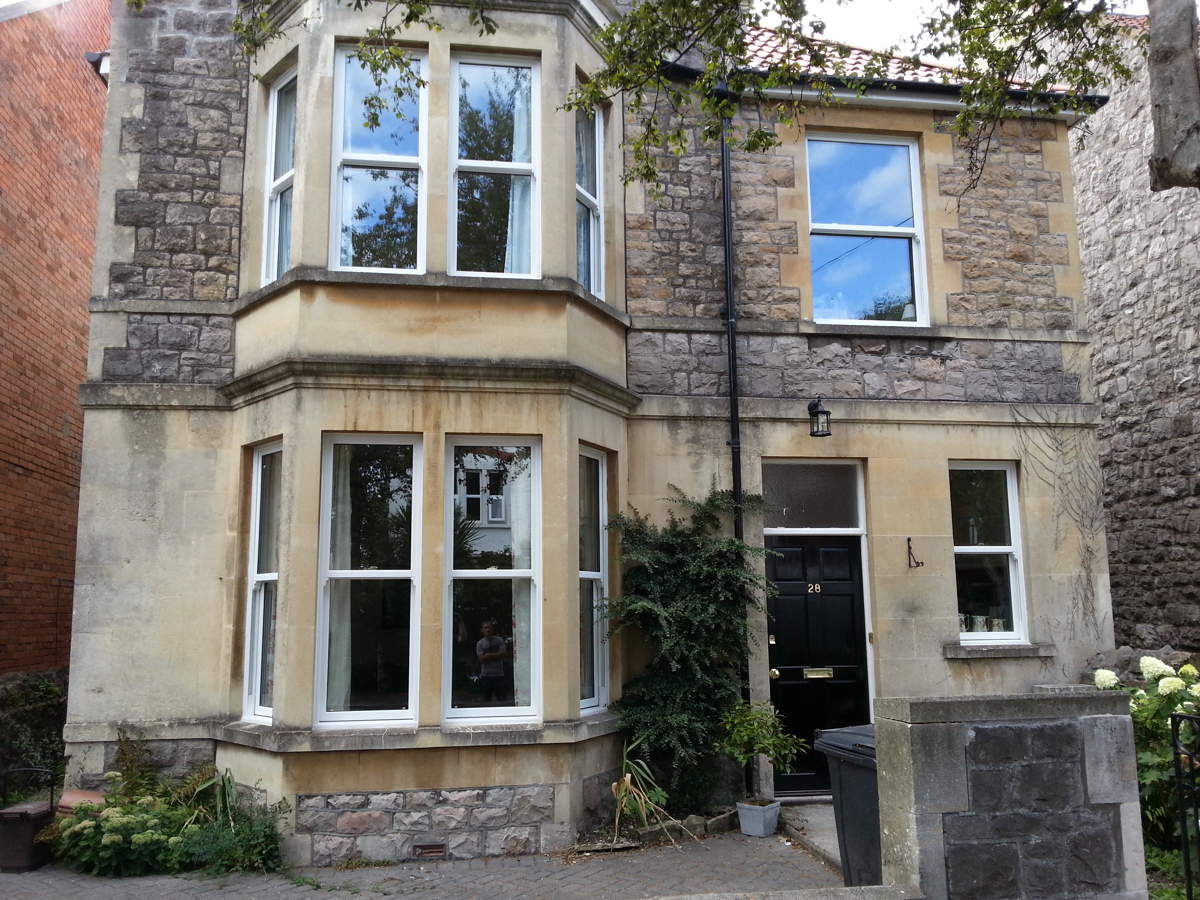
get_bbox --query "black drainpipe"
[720,115,743,542]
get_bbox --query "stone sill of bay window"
[942,642,1056,660]
[220,710,621,753]
[237,266,629,326]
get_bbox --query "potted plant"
[715,701,805,837]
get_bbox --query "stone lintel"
[89,297,239,316]
[875,692,1130,725]
[79,382,229,409]
[942,642,1056,659]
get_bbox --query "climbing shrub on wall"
[607,489,772,813]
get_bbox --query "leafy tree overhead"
[127,0,1200,192]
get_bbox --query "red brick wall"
[0,0,109,673]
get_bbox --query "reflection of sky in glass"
[812,235,915,321]
[458,64,530,162]
[273,80,296,178]
[575,108,596,195]
[340,168,418,269]
[343,57,419,157]
[808,140,913,227]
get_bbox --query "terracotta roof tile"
[743,25,955,86]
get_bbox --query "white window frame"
[448,55,541,279]
[806,132,929,327]
[949,461,1028,646]
[315,433,423,727]
[243,441,282,723]
[579,446,608,712]
[330,47,428,275]
[761,458,876,718]
[263,70,297,285]
[443,436,542,723]
[575,106,604,299]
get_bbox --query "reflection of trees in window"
[452,446,531,568]
[861,291,915,322]
[343,169,418,269]
[456,67,528,273]
[342,445,413,569]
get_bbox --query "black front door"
[766,535,870,794]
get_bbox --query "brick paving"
[0,832,839,898]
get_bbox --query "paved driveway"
[0,832,838,899]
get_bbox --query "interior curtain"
[503,78,531,274]
[508,456,533,705]
[328,449,354,711]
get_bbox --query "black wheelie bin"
[813,725,880,886]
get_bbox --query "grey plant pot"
[735,799,781,837]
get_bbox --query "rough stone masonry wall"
[1070,29,1200,650]
[295,785,562,866]
[942,721,1122,898]
[99,0,245,384]
[625,107,1081,404]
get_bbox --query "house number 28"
[807,583,822,593]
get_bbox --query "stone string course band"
[295,785,560,865]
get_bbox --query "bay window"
[575,107,603,296]
[446,439,540,719]
[244,442,282,721]
[579,448,607,710]
[264,73,296,282]
[317,435,422,723]
[949,462,1027,644]
[332,49,426,272]
[807,134,927,325]
[450,59,538,276]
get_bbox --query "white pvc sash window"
[332,49,426,273]
[450,59,538,276]
[806,135,927,326]
[244,443,281,721]
[445,439,541,720]
[317,435,422,724]
[575,106,603,297]
[579,449,607,709]
[949,462,1027,645]
[264,74,296,283]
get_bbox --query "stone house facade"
[67,0,1116,865]
[1071,14,1200,652]
[0,0,109,676]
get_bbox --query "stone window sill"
[943,642,1056,660]
[218,710,622,753]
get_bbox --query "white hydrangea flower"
[1180,664,1198,680]
[1141,656,1177,681]
[1158,676,1186,696]
[1190,684,1200,698]
[1093,669,1120,689]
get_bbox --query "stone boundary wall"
[98,0,246,385]
[296,785,563,866]
[877,691,1145,899]
[629,332,1081,403]
[1070,27,1200,651]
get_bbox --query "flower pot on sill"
[735,799,781,837]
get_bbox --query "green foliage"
[715,700,805,773]
[613,734,669,829]
[1093,659,1200,850]
[48,764,288,877]
[0,673,66,780]
[1146,846,1188,900]
[608,488,771,812]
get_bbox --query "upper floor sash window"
[807,135,928,326]
[332,49,427,273]
[450,59,539,277]
[264,73,296,283]
[575,106,603,297]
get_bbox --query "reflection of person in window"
[476,620,508,702]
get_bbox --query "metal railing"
[1171,712,1200,900]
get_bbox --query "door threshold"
[776,793,832,805]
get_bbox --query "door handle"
[769,668,781,680]
[768,634,776,645]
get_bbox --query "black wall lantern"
[808,396,832,438]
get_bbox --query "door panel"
[767,535,869,794]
